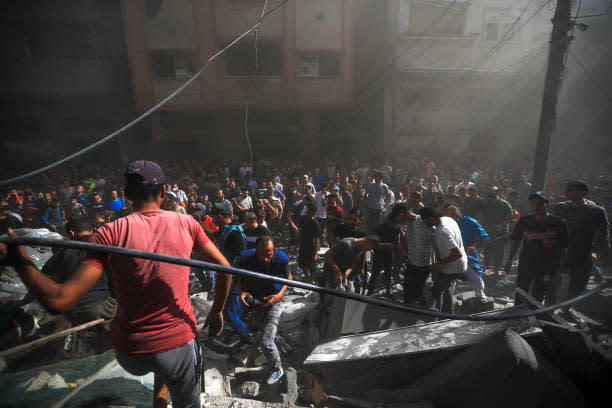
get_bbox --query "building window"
[298,55,340,77]
[485,20,517,42]
[408,1,468,37]
[151,53,197,78]
[224,42,282,76]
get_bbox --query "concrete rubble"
[2,229,612,407]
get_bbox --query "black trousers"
[567,256,593,299]
[431,272,461,314]
[515,261,558,305]
[368,256,392,295]
[403,263,431,303]
[484,236,506,272]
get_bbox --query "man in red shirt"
[1,161,232,408]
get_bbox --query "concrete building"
[120,0,356,160]
[0,0,135,172]
[383,0,555,158]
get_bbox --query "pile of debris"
[2,229,612,408]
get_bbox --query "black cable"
[1,236,609,322]
[323,0,460,135]
[568,50,612,107]
[0,0,290,188]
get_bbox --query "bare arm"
[195,241,232,315]
[433,247,463,271]
[503,240,521,273]
[2,242,103,313]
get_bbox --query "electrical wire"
[0,0,289,188]
[2,236,608,322]
[563,0,581,68]
[568,50,612,107]
[402,0,476,70]
[244,0,269,183]
[494,44,548,72]
[324,0,548,136]
[325,0,460,135]
[457,0,544,81]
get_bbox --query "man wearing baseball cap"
[1,160,233,408]
[504,191,568,305]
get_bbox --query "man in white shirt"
[456,176,475,193]
[420,207,467,313]
[314,183,329,235]
[403,211,436,305]
[172,183,188,207]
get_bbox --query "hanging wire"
[244,0,269,184]
[0,0,289,188]
[1,236,609,322]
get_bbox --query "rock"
[231,347,258,367]
[202,395,308,408]
[259,367,298,405]
[457,296,495,314]
[47,373,69,389]
[411,329,586,408]
[204,359,231,397]
[240,381,260,397]
[278,291,320,332]
[234,366,268,382]
[252,351,268,367]
[23,371,51,392]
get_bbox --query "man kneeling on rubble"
[1,161,232,408]
[236,235,291,385]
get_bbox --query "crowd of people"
[1,156,611,407]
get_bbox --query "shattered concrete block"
[24,371,51,392]
[202,395,308,408]
[260,367,298,405]
[278,291,320,332]
[231,347,258,367]
[234,366,268,382]
[240,381,260,397]
[252,352,268,367]
[47,373,69,389]
[411,329,586,408]
[204,359,231,397]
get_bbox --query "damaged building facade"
[121,0,359,160]
[382,0,555,155]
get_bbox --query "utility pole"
[532,0,573,191]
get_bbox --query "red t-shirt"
[83,210,210,354]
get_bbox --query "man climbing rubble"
[236,235,292,385]
[0,161,233,408]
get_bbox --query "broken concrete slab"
[259,367,298,405]
[240,381,260,398]
[201,394,309,408]
[23,371,52,392]
[411,329,586,408]
[204,359,231,397]
[47,373,69,389]
[305,308,541,392]
[231,346,259,367]
[326,295,432,338]
[234,366,268,382]
[278,290,320,332]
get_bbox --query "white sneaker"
[266,367,284,385]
